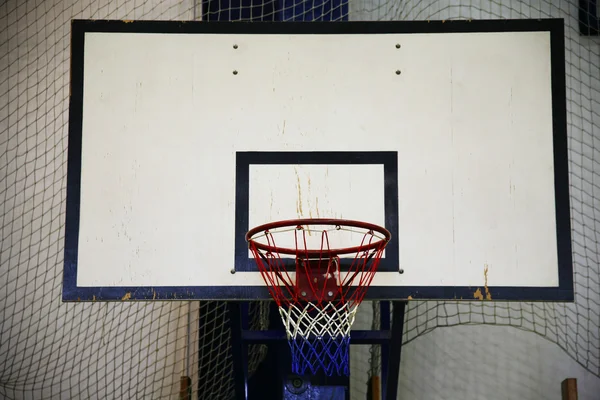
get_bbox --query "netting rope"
[2,1,600,398]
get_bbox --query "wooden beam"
[180,376,191,400]
[561,378,578,400]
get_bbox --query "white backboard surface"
[63,20,573,301]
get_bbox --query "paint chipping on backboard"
[407,295,413,300]
[473,264,492,300]
[122,292,131,300]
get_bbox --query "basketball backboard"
[63,19,573,302]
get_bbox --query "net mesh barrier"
[1,0,599,398]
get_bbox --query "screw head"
[399,268,404,274]
[395,70,401,75]
[230,268,236,274]
[233,44,238,49]
[396,43,401,49]
[301,291,307,297]
[233,70,238,75]
[328,291,334,297]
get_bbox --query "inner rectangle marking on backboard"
[234,151,399,272]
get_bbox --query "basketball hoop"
[246,218,391,376]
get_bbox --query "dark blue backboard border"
[64,18,573,302]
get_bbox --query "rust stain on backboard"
[121,292,131,301]
[315,197,320,217]
[295,167,314,235]
[407,295,413,300]
[483,264,492,300]
[123,19,134,23]
[307,177,320,222]
[473,264,492,300]
[294,168,303,216]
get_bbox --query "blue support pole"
[228,302,249,400]
[379,301,391,397]
[227,300,406,399]
[385,301,406,400]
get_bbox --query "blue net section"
[278,301,360,376]
[289,334,352,376]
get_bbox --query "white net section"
[2,0,600,398]
[280,302,359,341]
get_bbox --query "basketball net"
[247,219,389,376]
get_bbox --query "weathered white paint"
[77,29,558,289]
